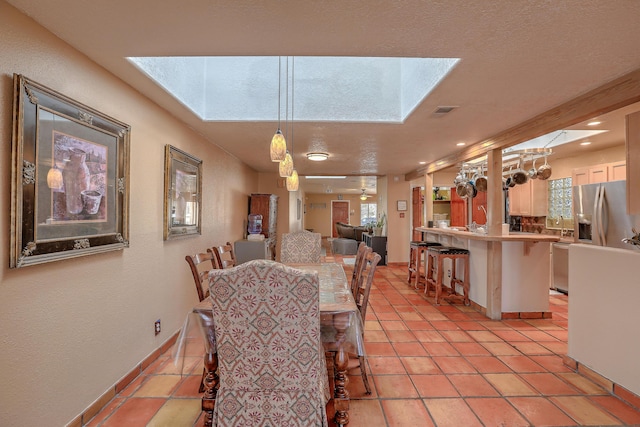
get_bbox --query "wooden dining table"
[175,262,364,427]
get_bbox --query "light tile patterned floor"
[86,246,640,426]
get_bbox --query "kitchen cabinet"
[509,179,548,216]
[471,191,487,225]
[609,161,626,181]
[572,161,626,185]
[449,190,467,227]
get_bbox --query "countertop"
[416,227,560,243]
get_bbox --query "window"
[547,177,573,229]
[361,203,377,226]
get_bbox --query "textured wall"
[0,2,257,425]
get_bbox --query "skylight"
[503,129,608,152]
[127,56,459,122]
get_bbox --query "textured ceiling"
[7,0,640,193]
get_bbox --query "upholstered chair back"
[208,260,329,427]
[280,230,322,263]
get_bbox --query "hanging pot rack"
[458,148,553,177]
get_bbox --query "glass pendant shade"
[360,194,368,201]
[270,129,287,162]
[47,166,63,190]
[279,152,293,177]
[286,169,299,191]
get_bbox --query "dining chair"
[280,230,322,263]
[352,251,381,394]
[209,241,236,269]
[185,250,218,393]
[185,250,217,302]
[350,242,371,298]
[208,259,330,427]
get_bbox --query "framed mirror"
[163,145,202,240]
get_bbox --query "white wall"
[386,175,411,264]
[0,3,257,425]
[569,244,640,396]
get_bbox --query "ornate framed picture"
[163,145,202,240]
[10,75,130,268]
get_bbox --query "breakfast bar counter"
[415,227,559,319]
[415,226,560,243]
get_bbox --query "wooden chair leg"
[464,256,470,306]
[199,367,206,393]
[407,246,416,284]
[359,355,371,395]
[435,255,443,305]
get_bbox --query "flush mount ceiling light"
[580,141,592,146]
[306,152,329,161]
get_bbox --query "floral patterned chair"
[280,230,322,263]
[208,259,330,427]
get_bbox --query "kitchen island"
[415,227,560,319]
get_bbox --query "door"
[412,186,423,240]
[450,190,467,227]
[331,200,350,237]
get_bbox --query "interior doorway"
[331,200,350,237]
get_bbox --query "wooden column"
[485,149,503,319]
[425,173,434,224]
[486,149,503,236]
[626,111,640,215]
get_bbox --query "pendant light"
[279,56,293,178]
[286,57,299,191]
[270,57,287,162]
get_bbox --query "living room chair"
[351,251,381,394]
[280,230,322,263]
[209,242,236,269]
[208,260,330,426]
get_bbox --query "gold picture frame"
[10,75,131,268]
[163,145,202,240]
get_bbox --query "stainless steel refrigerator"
[573,180,640,250]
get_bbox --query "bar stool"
[426,246,470,305]
[407,241,441,289]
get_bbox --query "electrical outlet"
[154,319,161,336]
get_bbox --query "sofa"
[332,222,369,255]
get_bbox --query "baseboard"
[66,331,179,427]
[562,355,640,410]
[501,311,553,319]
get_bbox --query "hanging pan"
[475,165,488,192]
[528,158,538,180]
[537,156,552,180]
[512,157,529,185]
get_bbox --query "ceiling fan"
[359,189,372,200]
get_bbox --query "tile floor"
[86,250,640,426]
